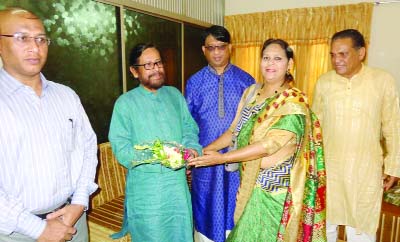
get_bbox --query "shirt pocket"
[65,118,75,152]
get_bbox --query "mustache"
[149,71,164,79]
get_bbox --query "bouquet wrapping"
[132,139,191,169]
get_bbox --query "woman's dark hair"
[261,38,294,82]
[201,25,231,45]
[129,43,162,67]
[331,29,366,49]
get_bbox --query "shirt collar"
[0,68,49,96]
[207,63,232,76]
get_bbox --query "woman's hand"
[188,150,225,167]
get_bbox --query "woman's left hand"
[188,150,225,167]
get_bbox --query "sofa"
[87,142,131,242]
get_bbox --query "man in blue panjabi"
[185,25,255,242]
[109,43,202,242]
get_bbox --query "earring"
[286,70,291,75]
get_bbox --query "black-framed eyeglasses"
[204,44,228,52]
[133,60,164,70]
[0,33,51,46]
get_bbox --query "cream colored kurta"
[312,65,400,235]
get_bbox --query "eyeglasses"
[0,33,51,46]
[133,60,164,70]
[204,44,228,52]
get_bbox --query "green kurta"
[109,85,202,242]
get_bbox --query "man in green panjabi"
[108,43,202,242]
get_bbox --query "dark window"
[0,1,207,143]
[184,24,208,85]
[124,9,181,91]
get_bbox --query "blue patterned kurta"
[109,85,202,242]
[185,64,255,242]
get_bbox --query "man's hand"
[37,218,76,242]
[185,148,199,173]
[187,148,199,160]
[46,204,85,227]
[383,174,399,191]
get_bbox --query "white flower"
[163,146,184,168]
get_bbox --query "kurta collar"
[138,84,163,96]
[334,63,365,82]
[0,68,49,96]
[348,63,365,81]
[207,63,232,76]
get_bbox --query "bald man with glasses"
[0,7,98,242]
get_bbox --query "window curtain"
[225,3,373,101]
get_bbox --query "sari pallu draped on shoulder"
[228,86,326,242]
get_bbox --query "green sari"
[227,86,326,242]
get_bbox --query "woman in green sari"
[189,39,326,242]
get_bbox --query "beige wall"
[225,0,400,90]
[369,3,400,90]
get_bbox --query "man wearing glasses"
[185,25,255,242]
[0,7,98,242]
[108,43,202,242]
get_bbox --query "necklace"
[254,83,282,104]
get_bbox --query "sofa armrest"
[90,142,126,209]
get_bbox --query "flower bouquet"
[132,139,192,169]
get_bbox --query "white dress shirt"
[0,68,98,239]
